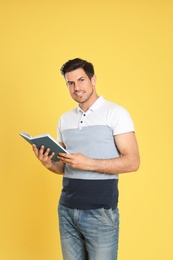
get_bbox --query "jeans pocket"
[101,208,119,228]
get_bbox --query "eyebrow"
[66,76,85,84]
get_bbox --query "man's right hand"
[32,144,55,169]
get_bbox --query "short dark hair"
[60,58,95,79]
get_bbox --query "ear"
[91,75,96,85]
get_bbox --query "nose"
[74,81,80,90]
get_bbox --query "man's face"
[65,68,96,104]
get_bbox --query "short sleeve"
[111,106,135,135]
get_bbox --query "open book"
[20,132,69,162]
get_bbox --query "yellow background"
[0,0,173,259]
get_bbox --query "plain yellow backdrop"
[0,0,173,259]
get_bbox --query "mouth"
[74,91,84,97]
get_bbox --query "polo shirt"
[57,96,134,209]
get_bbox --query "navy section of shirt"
[60,178,119,210]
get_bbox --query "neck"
[79,93,99,112]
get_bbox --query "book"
[20,132,69,162]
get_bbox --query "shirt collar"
[76,96,105,114]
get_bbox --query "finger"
[36,145,45,160]
[58,156,71,164]
[32,144,38,151]
[47,152,55,159]
[32,144,38,156]
[44,148,51,156]
[39,145,45,153]
[43,148,56,160]
[59,153,71,158]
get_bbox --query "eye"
[79,78,85,82]
[67,81,74,87]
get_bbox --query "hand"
[58,152,93,171]
[32,144,55,169]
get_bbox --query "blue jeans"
[58,204,119,260]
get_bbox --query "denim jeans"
[58,204,119,260]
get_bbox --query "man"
[33,58,140,260]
